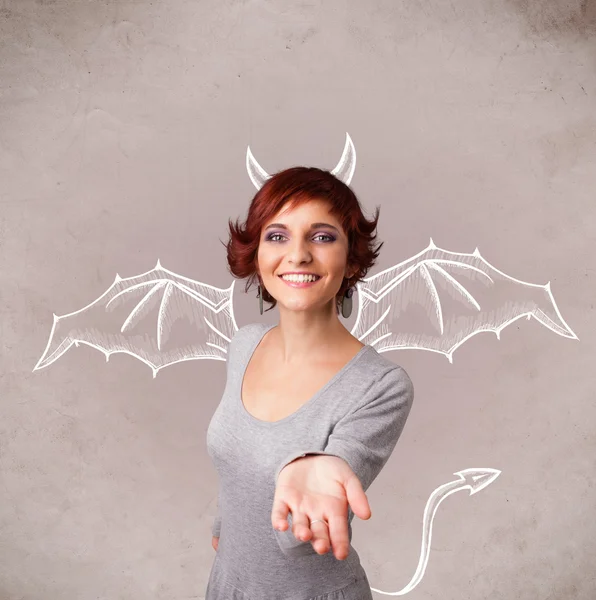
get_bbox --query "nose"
[287,238,312,265]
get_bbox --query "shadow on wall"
[505,0,596,37]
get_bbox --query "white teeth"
[281,274,319,283]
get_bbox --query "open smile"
[278,274,322,288]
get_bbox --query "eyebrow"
[264,222,340,233]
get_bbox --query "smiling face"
[256,199,356,315]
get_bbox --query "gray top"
[205,323,414,600]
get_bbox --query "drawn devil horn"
[246,132,356,190]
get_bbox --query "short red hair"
[223,166,383,312]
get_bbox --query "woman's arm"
[272,366,414,557]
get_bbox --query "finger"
[326,512,351,560]
[291,511,313,542]
[309,519,331,555]
[345,476,371,521]
[271,498,291,531]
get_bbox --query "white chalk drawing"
[370,467,500,596]
[247,131,356,189]
[33,134,577,376]
[34,267,237,376]
[350,238,578,362]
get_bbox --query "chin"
[281,304,311,313]
[281,299,334,314]
[276,298,311,311]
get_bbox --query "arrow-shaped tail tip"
[455,468,501,495]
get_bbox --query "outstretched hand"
[271,455,371,560]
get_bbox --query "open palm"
[272,454,371,560]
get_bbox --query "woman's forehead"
[270,198,336,222]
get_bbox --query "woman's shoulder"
[230,322,273,350]
[224,323,269,370]
[356,345,414,397]
[359,342,408,374]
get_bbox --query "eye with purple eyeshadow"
[264,232,285,242]
[313,233,336,242]
[264,232,336,243]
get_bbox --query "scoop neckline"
[236,323,373,427]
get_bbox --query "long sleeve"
[272,366,414,556]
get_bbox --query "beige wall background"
[1,0,595,598]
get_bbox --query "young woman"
[205,166,414,600]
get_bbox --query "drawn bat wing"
[34,260,238,377]
[350,239,578,361]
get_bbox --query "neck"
[271,302,352,364]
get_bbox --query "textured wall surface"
[1,0,595,598]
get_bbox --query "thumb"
[271,496,291,531]
[345,475,371,520]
